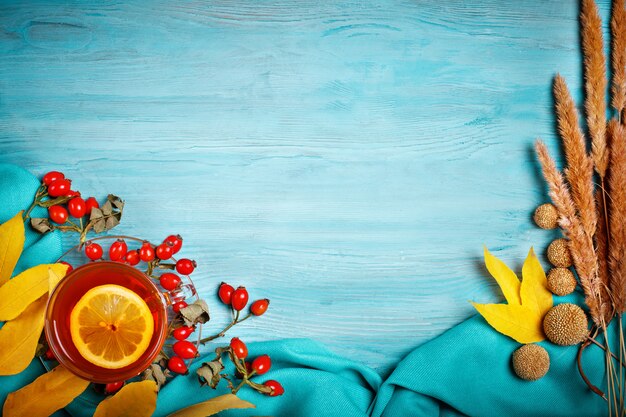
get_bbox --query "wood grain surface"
[0,0,608,375]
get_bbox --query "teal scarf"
[0,164,607,416]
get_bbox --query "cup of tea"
[45,261,175,383]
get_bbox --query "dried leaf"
[197,358,224,389]
[142,363,169,391]
[30,217,52,234]
[0,212,25,286]
[167,394,255,417]
[100,200,113,216]
[90,207,104,221]
[471,302,544,343]
[483,246,521,305]
[93,218,106,233]
[0,263,68,321]
[180,300,210,326]
[105,215,120,230]
[93,381,158,417]
[2,365,89,417]
[520,247,553,316]
[108,194,125,210]
[0,296,48,375]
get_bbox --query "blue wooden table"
[0,0,598,375]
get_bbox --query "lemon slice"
[70,284,154,369]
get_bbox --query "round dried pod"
[533,203,558,229]
[543,303,589,346]
[547,238,572,268]
[547,268,577,296]
[512,344,550,381]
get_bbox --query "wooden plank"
[0,0,604,374]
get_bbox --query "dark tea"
[45,261,168,383]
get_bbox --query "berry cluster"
[27,170,123,244]
[227,337,284,396]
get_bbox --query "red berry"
[159,272,181,291]
[139,242,155,262]
[172,301,188,313]
[44,348,56,361]
[104,381,124,395]
[68,197,86,218]
[250,299,270,316]
[167,356,188,374]
[263,380,284,396]
[47,179,72,197]
[59,261,73,273]
[218,282,235,305]
[231,287,249,311]
[66,190,81,198]
[163,234,183,254]
[85,242,103,260]
[175,258,196,275]
[43,171,64,185]
[172,326,195,341]
[109,239,128,261]
[125,250,140,266]
[230,337,248,359]
[251,355,271,375]
[173,340,198,359]
[156,242,173,260]
[48,205,68,224]
[85,197,99,215]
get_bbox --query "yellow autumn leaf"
[2,365,89,417]
[471,302,544,343]
[483,246,521,305]
[0,296,47,375]
[93,381,158,417]
[0,212,25,286]
[520,247,553,316]
[168,394,256,417]
[0,263,68,321]
[48,266,65,294]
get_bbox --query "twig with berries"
[27,171,123,245]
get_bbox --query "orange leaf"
[93,381,158,417]
[168,394,255,417]
[0,212,25,286]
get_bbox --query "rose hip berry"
[172,326,195,341]
[218,282,235,305]
[159,272,181,291]
[167,356,188,374]
[125,250,140,266]
[173,340,198,359]
[163,234,183,254]
[230,337,248,359]
[47,179,72,197]
[263,380,284,397]
[85,197,99,215]
[43,171,64,185]
[66,190,81,198]
[48,205,68,224]
[104,381,124,395]
[172,301,188,313]
[250,299,270,316]
[85,242,103,260]
[155,242,173,260]
[175,258,196,275]
[231,287,249,311]
[109,239,128,262]
[251,355,271,375]
[139,241,155,262]
[67,197,86,218]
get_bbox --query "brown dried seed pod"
[533,203,559,229]
[543,303,589,346]
[547,238,572,268]
[512,344,550,381]
[547,268,577,296]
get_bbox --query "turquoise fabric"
[0,164,609,416]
